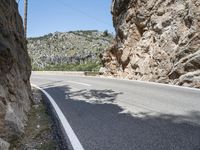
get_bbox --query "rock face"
[0,0,31,147]
[28,30,113,69]
[102,0,200,87]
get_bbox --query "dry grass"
[10,89,58,150]
[0,112,5,137]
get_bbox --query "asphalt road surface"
[31,72,200,150]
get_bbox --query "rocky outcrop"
[28,30,113,69]
[0,138,10,150]
[102,0,200,88]
[0,0,32,148]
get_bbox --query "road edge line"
[31,84,85,150]
[84,76,200,92]
[66,81,91,86]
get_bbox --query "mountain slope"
[28,30,113,71]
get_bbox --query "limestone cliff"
[0,0,31,148]
[102,0,200,87]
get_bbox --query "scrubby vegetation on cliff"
[28,30,113,71]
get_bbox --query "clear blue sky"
[18,0,115,37]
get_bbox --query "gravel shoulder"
[10,88,59,150]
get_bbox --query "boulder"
[0,138,10,150]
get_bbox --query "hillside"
[28,30,113,71]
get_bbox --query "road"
[31,72,200,150]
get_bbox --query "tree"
[24,0,28,37]
[103,30,109,37]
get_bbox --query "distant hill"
[28,30,113,71]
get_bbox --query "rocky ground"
[28,30,113,70]
[10,88,59,150]
[101,0,200,88]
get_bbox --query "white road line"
[66,81,91,86]
[88,76,200,92]
[31,84,85,150]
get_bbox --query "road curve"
[31,72,200,150]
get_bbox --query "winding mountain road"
[31,72,200,150]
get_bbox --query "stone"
[0,0,31,144]
[99,67,108,74]
[102,0,200,88]
[4,103,25,138]
[0,138,10,150]
[178,71,200,88]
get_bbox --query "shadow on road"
[44,85,200,150]
[68,89,123,103]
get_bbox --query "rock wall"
[0,0,31,148]
[102,0,200,87]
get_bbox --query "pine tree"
[24,0,28,37]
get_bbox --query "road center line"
[66,81,91,86]
[31,84,85,150]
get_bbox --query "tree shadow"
[68,89,123,103]
[43,85,200,150]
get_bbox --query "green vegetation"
[32,62,102,72]
[28,30,113,71]
[38,141,57,150]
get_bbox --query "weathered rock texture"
[0,0,31,147]
[102,0,200,87]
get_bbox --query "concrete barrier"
[32,71,100,76]
[32,71,86,76]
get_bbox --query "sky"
[18,0,115,37]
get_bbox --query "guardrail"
[32,71,99,76]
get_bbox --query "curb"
[31,84,84,150]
